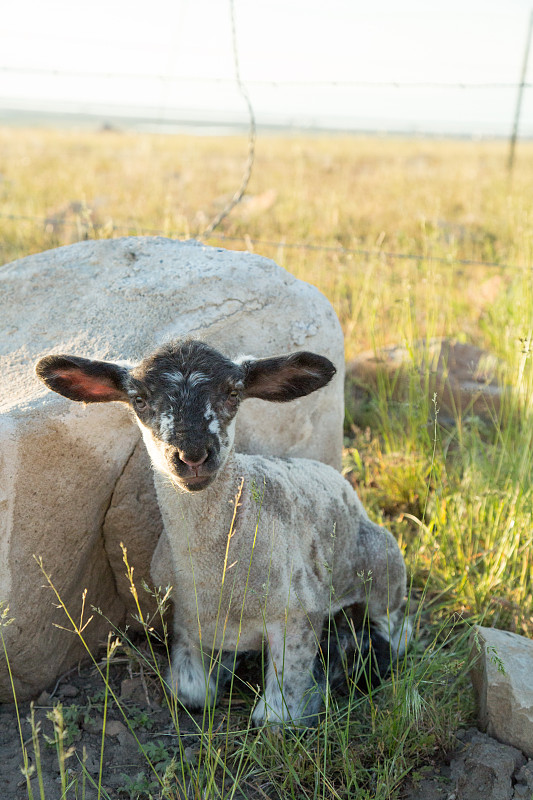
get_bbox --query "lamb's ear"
[35,354,130,403]
[241,352,336,402]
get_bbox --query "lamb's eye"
[133,396,147,412]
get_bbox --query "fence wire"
[1,66,531,91]
[202,0,256,237]
[0,212,530,272]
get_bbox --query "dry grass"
[2,129,533,358]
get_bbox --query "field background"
[2,130,533,353]
[1,127,533,798]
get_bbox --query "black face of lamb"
[36,340,336,495]
[129,341,244,491]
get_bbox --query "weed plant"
[1,128,532,796]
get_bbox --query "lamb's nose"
[179,452,208,468]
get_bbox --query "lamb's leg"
[167,627,217,709]
[355,520,411,654]
[252,614,324,726]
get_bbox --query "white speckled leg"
[167,628,217,709]
[252,615,324,727]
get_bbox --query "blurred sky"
[2,0,533,135]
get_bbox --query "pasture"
[1,127,532,798]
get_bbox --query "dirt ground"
[2,648,532,800]
[0,645,190,800]
[0,639,264,800]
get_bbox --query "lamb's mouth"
[172,473,217,492]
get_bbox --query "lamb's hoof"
[165,670,217,711]
[251,695,321,729]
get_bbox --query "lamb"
[36,339,409,726]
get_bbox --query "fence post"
[508,9,533,176]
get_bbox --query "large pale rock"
[0,237,345,701]
[347,339,504,424]
[470,626,533,758]
[102,441,162,623]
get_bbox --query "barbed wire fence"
[1,1,533,268]
[2,65,533,90]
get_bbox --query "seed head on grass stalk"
[44,704,76,798]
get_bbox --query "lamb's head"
[35,340,336,493]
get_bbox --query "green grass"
[1,126,533,797]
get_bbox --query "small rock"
[105,720,127,738]
[82,716,103,734]
[183,745,199,764]
[36,690,51,705]
[120,676,146,704]
[80,751,101,774]
[512,786,531,800]
[405,776,451,800]
[450,731,525,800]
[58,683,79,698]
[470,626,533,758]
[515,761,533,790]
[462,728,484,742]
